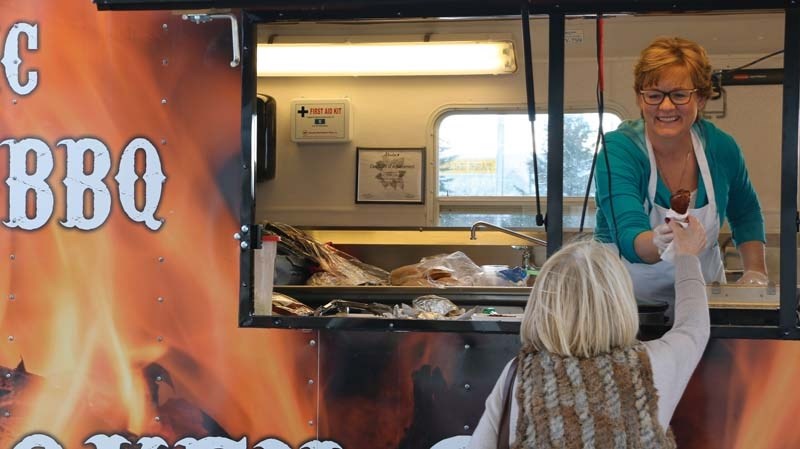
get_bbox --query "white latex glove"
[652,223,674,254]
[736,270,769,286]
[665,209,690,227]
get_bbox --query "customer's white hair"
[520,238,639,358]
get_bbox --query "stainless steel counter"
[707,283,778,309]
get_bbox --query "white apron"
[621,130,725,304]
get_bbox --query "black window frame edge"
[239,11,258,326]
[779,6,800,338]
[94,0,790,15]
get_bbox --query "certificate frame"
[355,147,426,204]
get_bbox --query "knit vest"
[512,343,676,449]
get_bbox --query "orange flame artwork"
[0,2,316,447]
[1,2,800,449]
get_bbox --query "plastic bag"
[272,292,315,316]
[475,265,527,286]
[389,251,483,287]
[412,295,462,317]
[391,295,476,320]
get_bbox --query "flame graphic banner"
[0,1,316,447]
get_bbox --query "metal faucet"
[512,245,533,270]
[469,221,547,246]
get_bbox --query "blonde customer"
[468,215,709,448]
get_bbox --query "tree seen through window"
[436,112,622,227]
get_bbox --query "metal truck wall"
[0,1,314,448]
[311,334,800,449]
[671,338,800,448]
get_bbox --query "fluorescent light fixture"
[257,41,517,76]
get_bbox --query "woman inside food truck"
[594,36,768,306]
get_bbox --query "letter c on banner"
[2,22,39,95]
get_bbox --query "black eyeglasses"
[639,88,698,106]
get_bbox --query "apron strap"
[690,128,717,217]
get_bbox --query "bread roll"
[424,267,454,280]
[390,264,423,285]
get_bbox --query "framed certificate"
[355,147,425,204]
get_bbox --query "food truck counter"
[245,226,782,337]
[248,283,779,337]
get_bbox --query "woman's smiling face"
[638,65,706,144]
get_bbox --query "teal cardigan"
[594,118,765,264]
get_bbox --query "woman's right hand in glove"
[652,223,674,254]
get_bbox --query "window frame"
[429,105,625,228]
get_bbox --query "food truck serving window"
[435,111,621,228]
